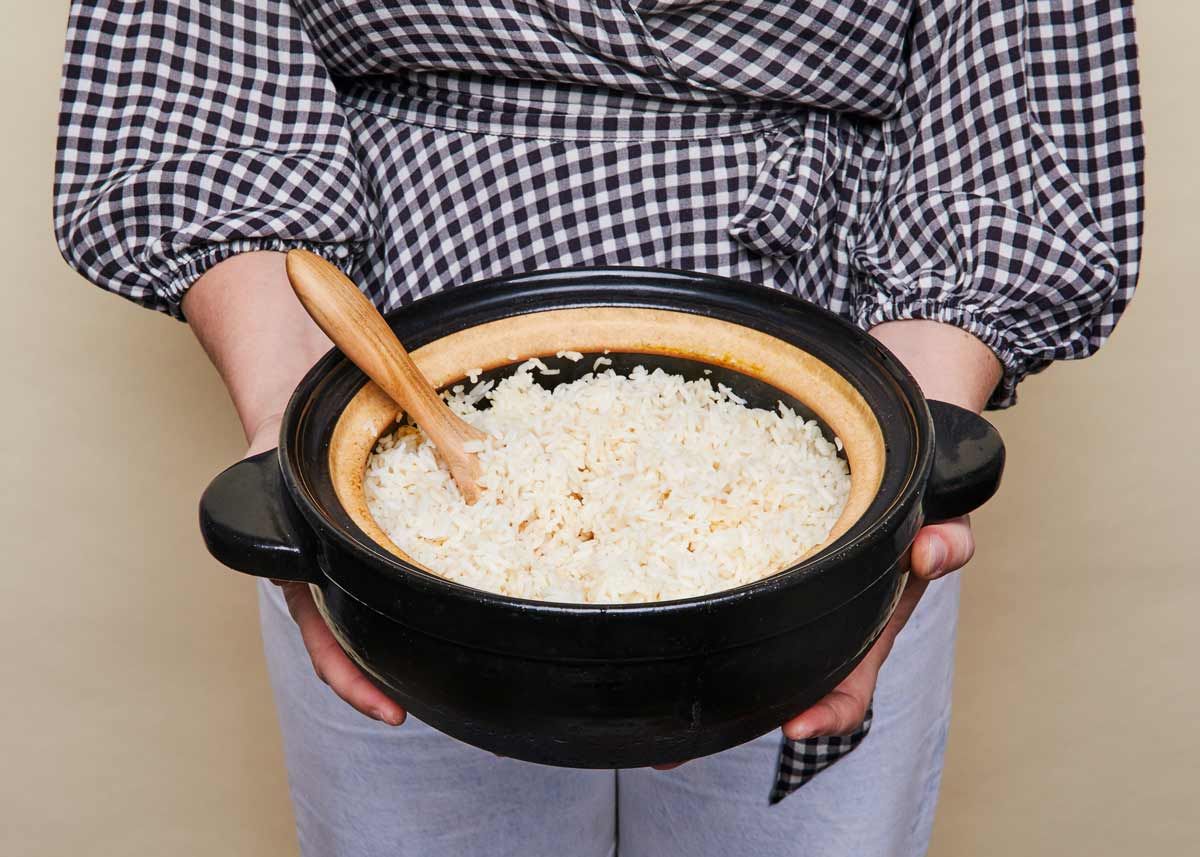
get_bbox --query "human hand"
[186,251,405,727]
[780,319,1000,740]
[779,519,972,739]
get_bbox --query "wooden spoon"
[285,249,487,504]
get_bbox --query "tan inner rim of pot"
[328,308,886,577]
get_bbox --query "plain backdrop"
[3,4,1196,855]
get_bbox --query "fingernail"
[377,708,403,726]
[928,538,947,576]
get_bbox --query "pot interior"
[327,307,885,576]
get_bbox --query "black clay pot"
[199,268,1003,768]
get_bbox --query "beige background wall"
[2,4,1195,855]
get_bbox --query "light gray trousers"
[258,574,959,857]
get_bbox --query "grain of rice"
[520,357,559,376]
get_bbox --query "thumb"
[911,517,974,580]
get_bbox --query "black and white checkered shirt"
[55,1,1143,801]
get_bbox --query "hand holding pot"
[782,319,1001,741]
[198,267,1007,768]
[184,251,404,728]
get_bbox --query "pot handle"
[924,401,1006,523]
[199,449,323,583]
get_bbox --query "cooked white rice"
[364,363,851,603]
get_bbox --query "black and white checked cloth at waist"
[54,0,1144,801]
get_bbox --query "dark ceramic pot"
[199,268,1003,768]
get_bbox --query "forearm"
[182,251,331,441]
[869,320,1002,414]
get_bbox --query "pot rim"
[278,266,933,617]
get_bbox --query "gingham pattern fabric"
[770,705,874,804]
[337,79,862,318]
[54,0,1144,801]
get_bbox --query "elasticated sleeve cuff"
[158,239,365,321]
[853,292,1031,410]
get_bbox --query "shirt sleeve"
[54,1,374,320]
[850,1,1144,408]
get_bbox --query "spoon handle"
[285,249,485,503]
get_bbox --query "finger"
[784,654,879,739]
[911,516,974,580]
[653,761,687,771]
[281,584,406,726]
[783,686,871,740]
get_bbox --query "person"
[54,2,1143,855]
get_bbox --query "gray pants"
[259,575,959,857]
